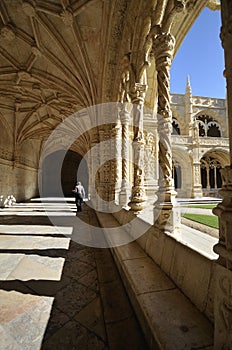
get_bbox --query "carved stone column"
[119,102,131,207]
[213,1,232,348]
[111,118,121,205]
[192,162,203,198]
[128,83,147,213]
[153,32,178,231]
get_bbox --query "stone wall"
[0,161,38,202]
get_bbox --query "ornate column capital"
[130,83,147,105]
[153,32,175,66]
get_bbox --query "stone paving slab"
[2,254,65,281]
[0,224,73,235]
[0,235,70,250]
[138,289,213,350]
[0,290,53,350]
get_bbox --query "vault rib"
[0,47,20,69]
[0,0,10,25]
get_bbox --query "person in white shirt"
[73,181,85,212]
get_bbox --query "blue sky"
[170,7,226,98]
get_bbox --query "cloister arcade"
[1,0,232,349]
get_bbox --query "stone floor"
[0,200,148,350]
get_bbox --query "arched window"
[172,118,180,135]
[200,156,222,189]
[207,121,221,137]
[196,114,221,137]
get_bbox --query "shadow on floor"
[0,204,148,350]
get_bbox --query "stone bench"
[96,211,214,350]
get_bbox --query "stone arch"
[200,149,229,195]
[201,148,229,167]
[41,149,89,197]
[172,146,192,197]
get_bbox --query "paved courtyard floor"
[0,200,147,350]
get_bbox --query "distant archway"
[41,150,89,197]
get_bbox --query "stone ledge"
[181,217,218,238]
[96,211,214,350]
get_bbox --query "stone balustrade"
[171,135,229,147]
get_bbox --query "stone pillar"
[214,166,217,189]
[153,32,179,232]
[128,83,147,213]
[192,162,203,198]
[206,166,211,190]
[111,118,121,205]
[213,1,232,348]
[119,102,131,207]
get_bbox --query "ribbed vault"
[0,0,209,156]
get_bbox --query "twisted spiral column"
[153,32,176,200]
[119,102,131,206]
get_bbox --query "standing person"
[73,181,85,212]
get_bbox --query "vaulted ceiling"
[0,0,212,152]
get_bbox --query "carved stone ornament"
[207,0,221,11]
[60,10,73,26]
[130,83,147,105]
[193,163,201,184]
[1,26,15,41]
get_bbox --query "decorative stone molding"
[22,2,36,17]
[31,46,41,57]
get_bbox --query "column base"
[128,186,147,214]
[153,189,181,236]
[191,185,203,198]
